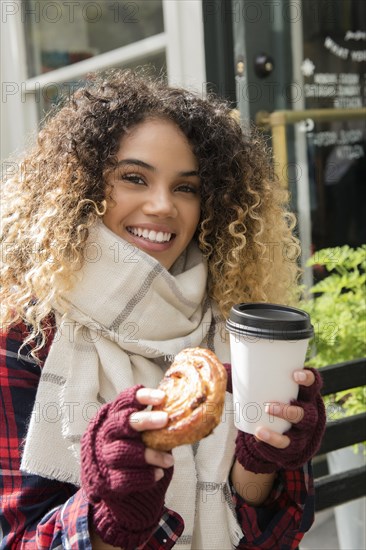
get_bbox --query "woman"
[0,69,325,549]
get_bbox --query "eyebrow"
[115,158,199,178]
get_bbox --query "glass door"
[300,0,366,250]
[232,0,366,286]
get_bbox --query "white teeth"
[128,227,172,243]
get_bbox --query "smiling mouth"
[126,226,175,243]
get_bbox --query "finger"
[255,427,290,449]
[129,410,168,432]
[293,369,315,387]
[145,448,175,469]
[265,403,304,424]
[135,388,165,406]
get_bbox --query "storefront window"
[22,0,164,77]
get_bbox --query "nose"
[142,185,177,218]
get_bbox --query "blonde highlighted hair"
[1,69,300,351]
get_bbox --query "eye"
[121,173,146,185]
[176,184,199,194]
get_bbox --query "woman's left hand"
[254,369,316,449]
[234,366,326,473]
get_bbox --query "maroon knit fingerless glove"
[80,385,173,549]
[235,368,326,474]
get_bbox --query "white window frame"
[163,0,206,93]
[1,0,206,162]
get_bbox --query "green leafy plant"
[301,245,366,423]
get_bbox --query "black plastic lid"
[226,303,314,341]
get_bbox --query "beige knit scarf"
[21,221,243,549]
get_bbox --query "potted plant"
[301,244,366,550]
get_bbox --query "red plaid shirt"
[1,321,314,549]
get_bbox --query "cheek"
[103,191,129,222]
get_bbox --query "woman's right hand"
[80,384,175,550]
[129,387,174,478]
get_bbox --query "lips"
[126,226,175,243]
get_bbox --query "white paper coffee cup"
[226,303,313,435]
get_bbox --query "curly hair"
[1,68,300,349]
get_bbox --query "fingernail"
[294,371,307,382]
[155,468,164,481]
[130,412,140,424]
[256,428,270,441]
[151,411,168,426]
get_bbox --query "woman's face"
[103,118,201,270]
